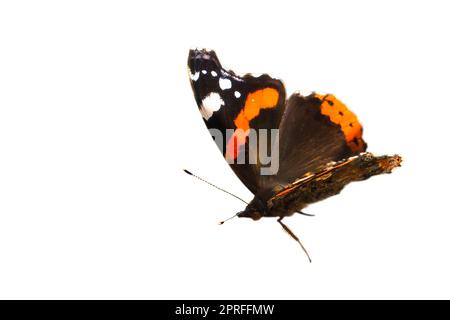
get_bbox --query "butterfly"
[187,48,401,261]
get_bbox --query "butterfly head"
[237,197,268,221]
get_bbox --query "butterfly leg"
[297,211,315,217]
[277,217,312,263]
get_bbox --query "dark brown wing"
[276,92,366,183]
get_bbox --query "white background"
[0,0,449,299]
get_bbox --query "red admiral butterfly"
[187,48,401,261]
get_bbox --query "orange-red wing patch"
[225,88,279,160]
[315,93,365,153]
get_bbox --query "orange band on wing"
[225,88,279,160]
[315,93,365,152]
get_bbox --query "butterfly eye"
[240,210,262,221]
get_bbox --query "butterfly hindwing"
[274,92,367,185]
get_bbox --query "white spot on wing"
[201,70,207,75]
[219,78,232,90]
[211,70,217,77]
[190,71,200,81]
[200,92,224,120]
[234,91,241,98]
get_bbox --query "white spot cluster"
[200,92,224,120]
[219,78,232,90]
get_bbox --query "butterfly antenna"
[218,212,241,225]
[277,218,312,263]
[183,169,248,205]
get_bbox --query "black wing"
[188,49,286,195]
